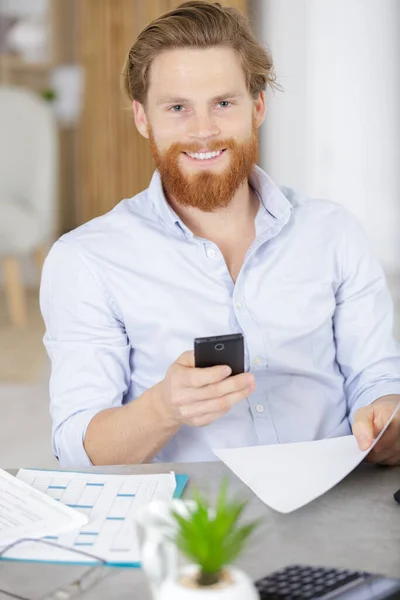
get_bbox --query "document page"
[0,469,87,547]
[214,402,400,513]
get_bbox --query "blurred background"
[0,0,399,468]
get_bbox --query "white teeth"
[186,150,223,160]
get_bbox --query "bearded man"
[41,1,400,467]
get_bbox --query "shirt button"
[255,404,264,413]
[235,301,242,310]
[254,357,262,366]
[206,248,216,258]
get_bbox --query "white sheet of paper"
[214,402,400,514]
[0,469,87,547]
[2,470,177,565]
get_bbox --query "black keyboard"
[255,564,400,600]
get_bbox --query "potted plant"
[40,87,57,102]
[157,480,261,599]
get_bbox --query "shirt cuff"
[349,383,400,423]
[53,409,102,467]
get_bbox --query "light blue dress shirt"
[40,166,400,467]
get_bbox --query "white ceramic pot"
[157,564,260,600]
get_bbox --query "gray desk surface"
[1,462,399,600]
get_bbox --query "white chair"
[0,85,58,328]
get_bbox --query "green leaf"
[168,480,261,583]
[223,520,261,564]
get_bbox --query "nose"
[187,110,220,141]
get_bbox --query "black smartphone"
[194,333,244,376]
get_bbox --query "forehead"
[147,46,248,100]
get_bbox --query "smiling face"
[133,46,265,212]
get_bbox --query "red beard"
[149,123,258,212]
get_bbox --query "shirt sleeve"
[40,238,131,467]
[333,209,400,422]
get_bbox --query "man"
[41,1,400,467]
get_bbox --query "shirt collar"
[149,165,293,239]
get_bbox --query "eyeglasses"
[0,538,113,600]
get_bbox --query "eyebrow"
[156,91,244,106]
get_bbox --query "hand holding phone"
[154,336,254,429]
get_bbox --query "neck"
[167,179,259,242]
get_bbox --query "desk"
[1,462,399,599]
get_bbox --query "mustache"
[167,139,237,155]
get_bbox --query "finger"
[373,402,400,433]
[193,372,255,402]
[188,411,227,427]
[175,350,195,368]
[209,386,255,410]
[180,386,253,420]
[368,423,398,455]
[352,405,375,451]
[367,448,400,465]
[366,427,400,464]
[183,364,232,389]
[367,446,396,464]
[181,398,230,420]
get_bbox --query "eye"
[170,105,184,112]
[217,101,231,108]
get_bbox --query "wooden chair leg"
[34,245,48,279]
[2,256,28,329]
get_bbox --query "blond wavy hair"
[122,0,278,106]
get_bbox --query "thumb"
[352,405,375,451]
[176,350,195,368]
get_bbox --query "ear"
[253,91,266,128]
[133,100,149,139]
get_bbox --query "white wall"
[0,0,48,17]
[257,0,400,273]
[256,0,309,194]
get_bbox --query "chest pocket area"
[281,281,334,327]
